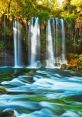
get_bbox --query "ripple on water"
[0,68,82,117]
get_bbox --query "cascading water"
[46,18,67,68]
[46,19,55,68]
[60,19,67,64]
[0,17,67,68]
[28,17,40,68]
[55,18,61,66]
[13,20,22,68]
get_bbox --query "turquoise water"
[0,68,82,117]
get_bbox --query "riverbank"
[61,53,82,72]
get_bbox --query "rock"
[61,64,68,69]
[18,75,34,83]
[0,111,14,117]
[0,87,7,94]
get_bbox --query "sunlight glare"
[58,0,64,6]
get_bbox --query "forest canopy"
[0,0,82,22]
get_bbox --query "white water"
[46,18,67,68]
[1,69,82,117]
[28,17,40,68]
[46,19,55,68]
[60,19,67,64]
[12,17,67,68]
[55,18,61,66]
[13,20,22,68]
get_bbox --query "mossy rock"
[61,64,68,69]
[0,87,7,93]
[0,111,14,117]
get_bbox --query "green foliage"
[0,0,82,21]
[4,25,12,35]
[0,41,5,49]
[0,70,13,81]
[38,10,50,22]
[71,0,82,6]
[64,13,76,27]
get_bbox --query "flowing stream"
[0,68,82,117]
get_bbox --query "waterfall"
[46,18,67,68]
[28,17,40,68]
[60,19,67,64]
[1,17,67,68]
[13,20,22,68]
[46,19,55,68]
[55,18,62,66]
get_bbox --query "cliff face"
[75,17,82,37]
[0,49,14,66]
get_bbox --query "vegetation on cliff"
[0,0,82,70]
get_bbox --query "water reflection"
[0,68,82,117]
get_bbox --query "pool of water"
[0,68,82,117]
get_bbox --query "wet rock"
[18,75,34,83]
[0,111,14,117]
[61,64,68,69]
[0,87,7,94]
[27,108,56,117]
